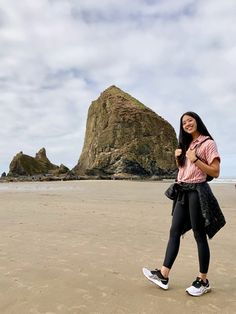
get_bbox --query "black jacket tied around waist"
[165,182,226,239]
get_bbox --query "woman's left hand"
[186,148,197,163]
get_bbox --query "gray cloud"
[0,0,235,176]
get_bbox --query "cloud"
[0,0,235,176]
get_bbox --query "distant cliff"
[73,85,177,178]
[8,148,69,177]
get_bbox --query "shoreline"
[0,177,235,192]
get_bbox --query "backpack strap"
[195,137,211,150]
[195,137,214,181]
[195,137,211,161]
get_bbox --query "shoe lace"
[150,269,159,275]
[192,277,208,288]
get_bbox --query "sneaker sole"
[186,286,211,297]
[142,267,168,290]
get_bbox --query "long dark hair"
[177,111,213,167]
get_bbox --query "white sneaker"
[142,267,169,290]
[186,277,211,296]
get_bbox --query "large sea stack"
[73,86,178,178]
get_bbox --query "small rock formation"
[73,85,178,178]
[35,148,59,173]
[57,164,70,174]
[8,148,67,176]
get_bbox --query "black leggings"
[163,190,210,273]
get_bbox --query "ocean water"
[212,177,236,184]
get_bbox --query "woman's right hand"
[175,149,182,158]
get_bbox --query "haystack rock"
[73,85,178,178]
[8,148,66,176]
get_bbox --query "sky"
[0,0,236,178]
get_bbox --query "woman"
[142,112,226,296]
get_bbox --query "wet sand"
[0,180,235,314]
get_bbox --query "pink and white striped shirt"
[177,135,220,183]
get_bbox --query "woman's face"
[182,114,198,135]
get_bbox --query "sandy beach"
[0,180,235,314]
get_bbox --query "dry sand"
[0,180,235,314]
